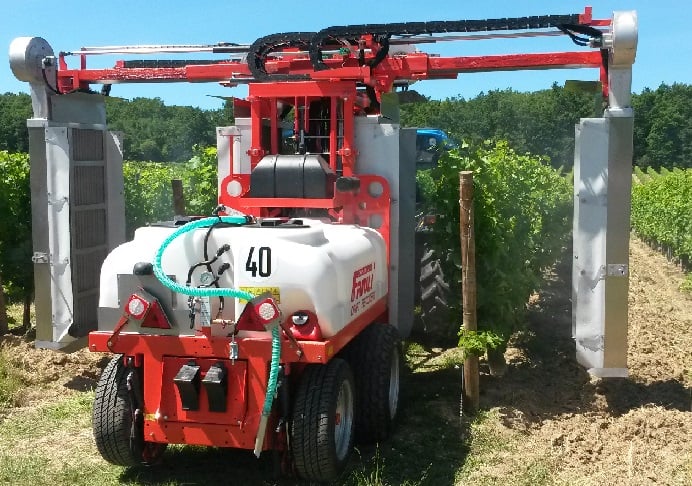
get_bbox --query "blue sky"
[3,1,689,110]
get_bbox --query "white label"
[243,245,275,282]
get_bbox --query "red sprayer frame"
[80,6,610,452]
[56,7,610,97]
[89,297,386,449]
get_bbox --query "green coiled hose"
[153,216,254,301]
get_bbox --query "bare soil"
[472,237,692,485]
[0,335,106,418]
[0,235,690,484]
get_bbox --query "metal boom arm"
[42,7,611,98]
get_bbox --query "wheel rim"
[389,350,400,418]
[334,377,354,461]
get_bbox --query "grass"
[0,392,92,439]
[680,274,692,293]
[0,345,24,407]
[0,339,560,486]
[0,342,476,486]
[348,446,429,486]
[454,410,558,486]
[0,391,125,486]
[5,302,32,332]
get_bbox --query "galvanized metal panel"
[573,116,631,377]
[72,128,105,161]
[28,125,51,344]
[353,117,415,338]
[602,115,633,373]
[29,110,125,351]
[105,131,126,249]
[69,127,106,340]
[50,91,107,125]
[35,125,75,349]
[72,165,106,205]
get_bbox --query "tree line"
[400,82,692,170]
[0,93,233,162]
[1,83,691,168]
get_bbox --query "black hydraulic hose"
[181,220,230,314]
[41,67,61,95]
[247,32,315,81]
[308,14,581,71]
[557,23,604,47]
[185,243,231,286]
[244,14,598,81]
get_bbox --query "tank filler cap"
[133,262,154,276]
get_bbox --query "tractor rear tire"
[418,245,452,339]
[93,356,166,466]
[291,358,355,482]
[344,323,401,443]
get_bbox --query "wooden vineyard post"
[460,171,479,413]
[172,179,186,216]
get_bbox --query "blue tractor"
[414,128,455,341]
[415,128,457,170]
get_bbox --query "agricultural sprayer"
[9,6,637,480]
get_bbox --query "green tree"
[632,83,692,168]
[0,93,32,153]
[0,151,32,333]
[122,146,220,237]
[105,97,223,162]
[402,85,596,169]
[123,160,179,237]
[181,145,220,216]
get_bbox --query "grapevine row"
[631,166,692,266]
[419,141,572,348]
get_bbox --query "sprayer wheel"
[93,356,166,466]
[291,358,355,482]
[344,323,401,443]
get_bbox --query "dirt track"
[473,237,692,485]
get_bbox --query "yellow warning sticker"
[239,286,281,303]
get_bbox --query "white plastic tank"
[99,219,387,338]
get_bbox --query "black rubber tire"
[418,245,452,336]
[291,358,355,482]
[344,323,401,443]
[92,356,166,466]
